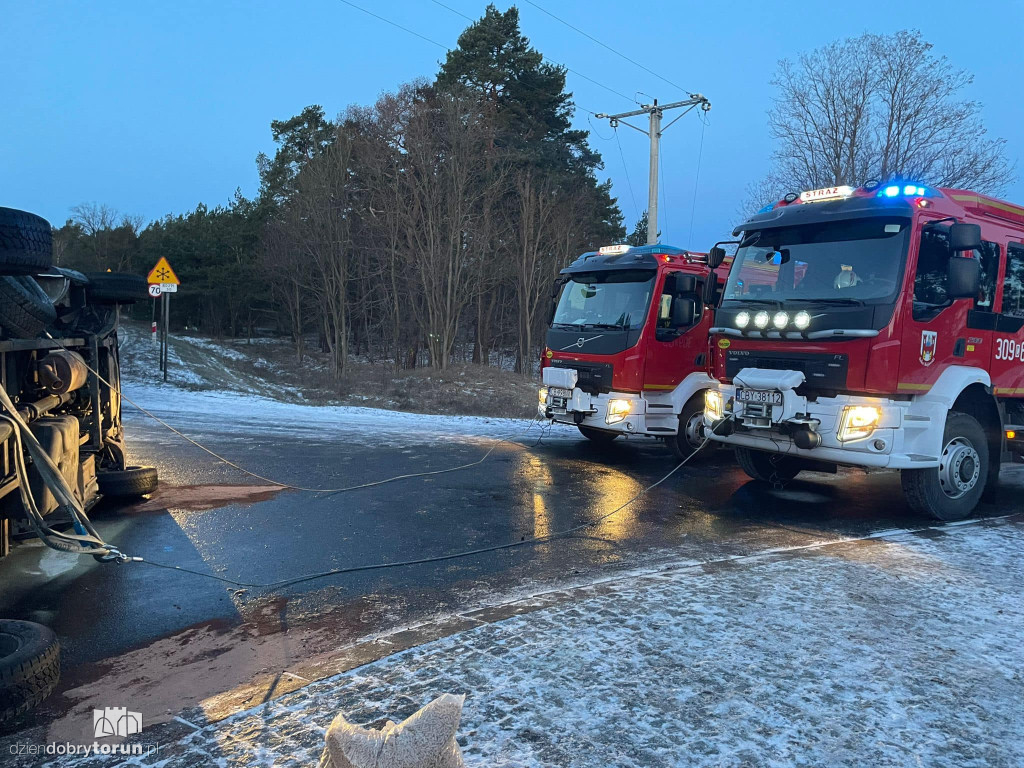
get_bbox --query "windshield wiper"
[787,298,865,306]
[582,323,625,330]
[726,298,780,306]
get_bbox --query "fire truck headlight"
[704,389,724,421]
[838,405,881,441]
[754,311,770,329]
[772,311,789,329]
[735,311,750,329]
[794,311,811,330]
[606,399,632,424]
[538,386,549,405]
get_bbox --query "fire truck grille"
[550,360,614,394]
[725,351,849,390]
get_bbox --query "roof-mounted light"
[598,244,631,256]
[877,182,935,199]
[799,185,854,203]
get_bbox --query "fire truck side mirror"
[949,222,982,252]
[672,297,696,327]
[947,256,981,300]
[707,246,727,269]
[702,276,718,306]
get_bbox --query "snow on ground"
[24,516,1024,767]
[121,379,573,448]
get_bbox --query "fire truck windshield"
[724,218,910,305]
[552,270,655,330]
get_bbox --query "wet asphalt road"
[1,402,1022,731]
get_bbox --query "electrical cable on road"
[27,344,725,593]
[138,436,713,591]
[43,334,541,496]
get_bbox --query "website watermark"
[8,706,162,760]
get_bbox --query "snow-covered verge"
[117,323,540,418]
[20,516,1024,767]
[121,380,572,449]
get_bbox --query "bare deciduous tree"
[750,30,1013,214]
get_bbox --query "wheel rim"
[938,436,981,500]
[683,411,706,451]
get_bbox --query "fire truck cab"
[704,182,1024,520]
[540,243,727,458]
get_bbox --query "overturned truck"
[0,206,157,725]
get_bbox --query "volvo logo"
[562,334,603,351]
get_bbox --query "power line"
[521,0,694,97]
[426,0,637,106]
[688,118,707,248]
[614,128,640,225]
[335,0,601,116]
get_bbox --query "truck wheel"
[901,412,987,521]
[0,620,60,726]
[97,465,159,497]
[0,276,57,339]
[735,447,801,485]
[0,207,53,275]
[669,397,708,460]
[578,426,618,444]
[85,272,148,304]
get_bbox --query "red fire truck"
[539,243,727,458]
[704,181,1024,520]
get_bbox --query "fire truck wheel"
[0,207,53,275]
[734,447,801,485]
[669,399,708,460]
[0,620,60,726]
[578,426,619,444]
[901,412,988,521]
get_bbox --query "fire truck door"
[644,271,706,391]
[991,242,1024,396]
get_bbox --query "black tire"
[0,276,57,339]
[0,620,60,726]
[735,446,802,485]
[85,272,148,305]
[578,425,619,444]
[669,396,708,461]
[97,465,159,497]
[901,412,988,522]
[0,208,53,275]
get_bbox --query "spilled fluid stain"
[114,483,285,514]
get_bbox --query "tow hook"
[786,418,822,450]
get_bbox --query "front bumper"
[705,374,946,469]
[540,388,647,435]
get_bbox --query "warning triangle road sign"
[147,257,181,285]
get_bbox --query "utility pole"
[596,95,711,245]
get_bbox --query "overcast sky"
[4,0,1023,250]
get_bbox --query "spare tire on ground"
[0,620,60,727]
[0,276,57,339]
[0,208,53,275]
[98,465,159,497]
[85,272,148,305]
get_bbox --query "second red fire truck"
[539,243,727,458]
[704,181,1024,520]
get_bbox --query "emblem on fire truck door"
[920,330,937,366]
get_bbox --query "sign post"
[146,258,181,381]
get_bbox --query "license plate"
[736,388,783,405]
[550,387,572,399]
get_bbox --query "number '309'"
[995,338,1024,361]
